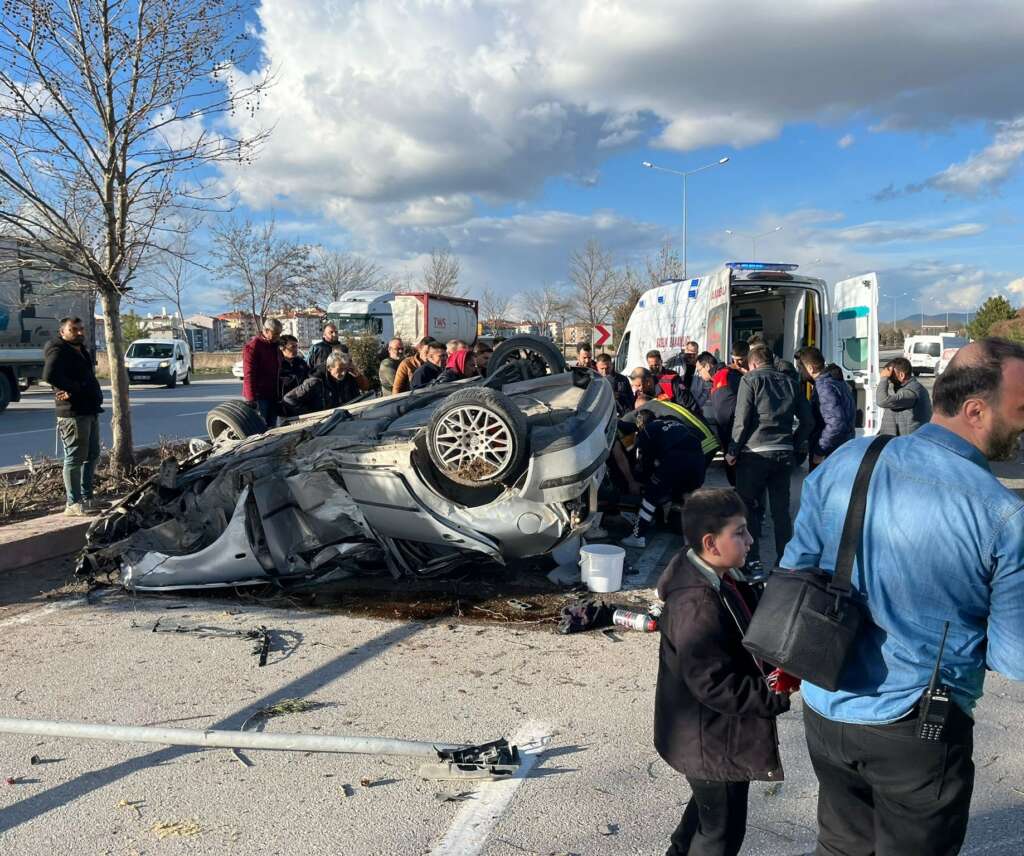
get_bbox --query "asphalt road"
[0,378,243,467]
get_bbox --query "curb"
[0,512,92,574]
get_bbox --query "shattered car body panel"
[82,361,617,591]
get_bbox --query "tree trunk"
[99,288,135,473]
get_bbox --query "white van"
[616,262,883,433]
[124,338,192,388]
[903,334,967,375]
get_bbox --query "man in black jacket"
[726,345,812,572]
[278,335,310,399]
[595,353,633,414]
[411,341,447,389]
[282,351,366,415]
[306,323,348,373]
[42,317,104,515]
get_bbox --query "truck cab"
[616,262,882,434]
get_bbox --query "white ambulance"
[615,262,882,434]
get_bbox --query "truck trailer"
[324,291,478,347]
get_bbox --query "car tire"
[182,369,191,386]
[206,399,267,443]
[0,372,12,413]
[425,387,529,487]
[166,373,177,389]
[485,335,566,380]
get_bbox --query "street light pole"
[724,226,783,261]
[642,156,730,279]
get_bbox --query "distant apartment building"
[184,314,230,351]
[216,311,257,348]
[480,319,519,338]
[274,308,323,345]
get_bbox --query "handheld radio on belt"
[918,621,952,742]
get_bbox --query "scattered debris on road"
[151,819,204,839]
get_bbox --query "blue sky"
[153,0,1024,322]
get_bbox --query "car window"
[912,342,941,357]
[127,343,173,358]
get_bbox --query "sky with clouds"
[159,0,1024,321]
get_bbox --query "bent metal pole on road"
[0,716,467,758]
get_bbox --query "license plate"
[133,374,150,380]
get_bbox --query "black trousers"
[735,450,792,565]
[803,703,975,856]
[666,778,749,856]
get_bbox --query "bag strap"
[830,434,893,594]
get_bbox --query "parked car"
[79,337,615,591]
[232,359,244,379]
[124,338,192,388]
[904,334,967,375]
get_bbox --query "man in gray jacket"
[726,345,812,572]
[877,356,932,435]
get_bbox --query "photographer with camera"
[781,338,1024,855]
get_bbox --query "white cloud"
[924,117,1024,197]
[837,133,855,149]
[1007,277,1024,295]
[834,221,987,244]
[218,0,1024,222]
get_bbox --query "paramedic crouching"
[620,409,705,549]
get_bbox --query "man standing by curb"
[784,338,1024,856]
[42,317,103,516]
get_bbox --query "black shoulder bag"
[742,434,893,691]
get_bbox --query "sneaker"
[63,503,91,517]
[620,533,647,549]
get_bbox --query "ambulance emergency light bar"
[726,262,800,271]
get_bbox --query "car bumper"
[128,367,172,383]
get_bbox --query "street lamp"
[642,156,730,278]
[724,225,783,260]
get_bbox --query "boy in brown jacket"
[654,488,797,856]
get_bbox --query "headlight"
[159,361,170,368]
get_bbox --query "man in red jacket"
[242,318,283,427]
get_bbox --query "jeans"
[58,414,101,505]
[666,778,749,856]
[253,398,278,428]
[804,703,975,856]
[735,450,793,566]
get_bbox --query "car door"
[829,273,881,434]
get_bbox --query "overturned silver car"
[80,338,617,590]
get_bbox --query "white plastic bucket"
[580,544,625,593]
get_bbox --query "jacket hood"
[656,551,713,600]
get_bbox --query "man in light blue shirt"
[781,338,1024,855]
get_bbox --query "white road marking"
[427,721,550,856]
[0,427,56,438]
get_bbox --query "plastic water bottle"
[612,609,658,632]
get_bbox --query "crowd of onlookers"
[239,320,500,427]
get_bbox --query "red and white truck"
[324,291,478,347]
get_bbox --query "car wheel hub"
[432,405,513,481]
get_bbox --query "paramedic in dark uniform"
[620,409,706,549]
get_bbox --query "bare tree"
[421,247,462,296]
[646,241,683,288]
[142,218,205,334]
[210,218,312,325]
[569,240,624,341]
[478,286,513,328]
[612,266,645,346]
[521,284,569,338]
[0,0,270,471]
[307,247,395,305]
